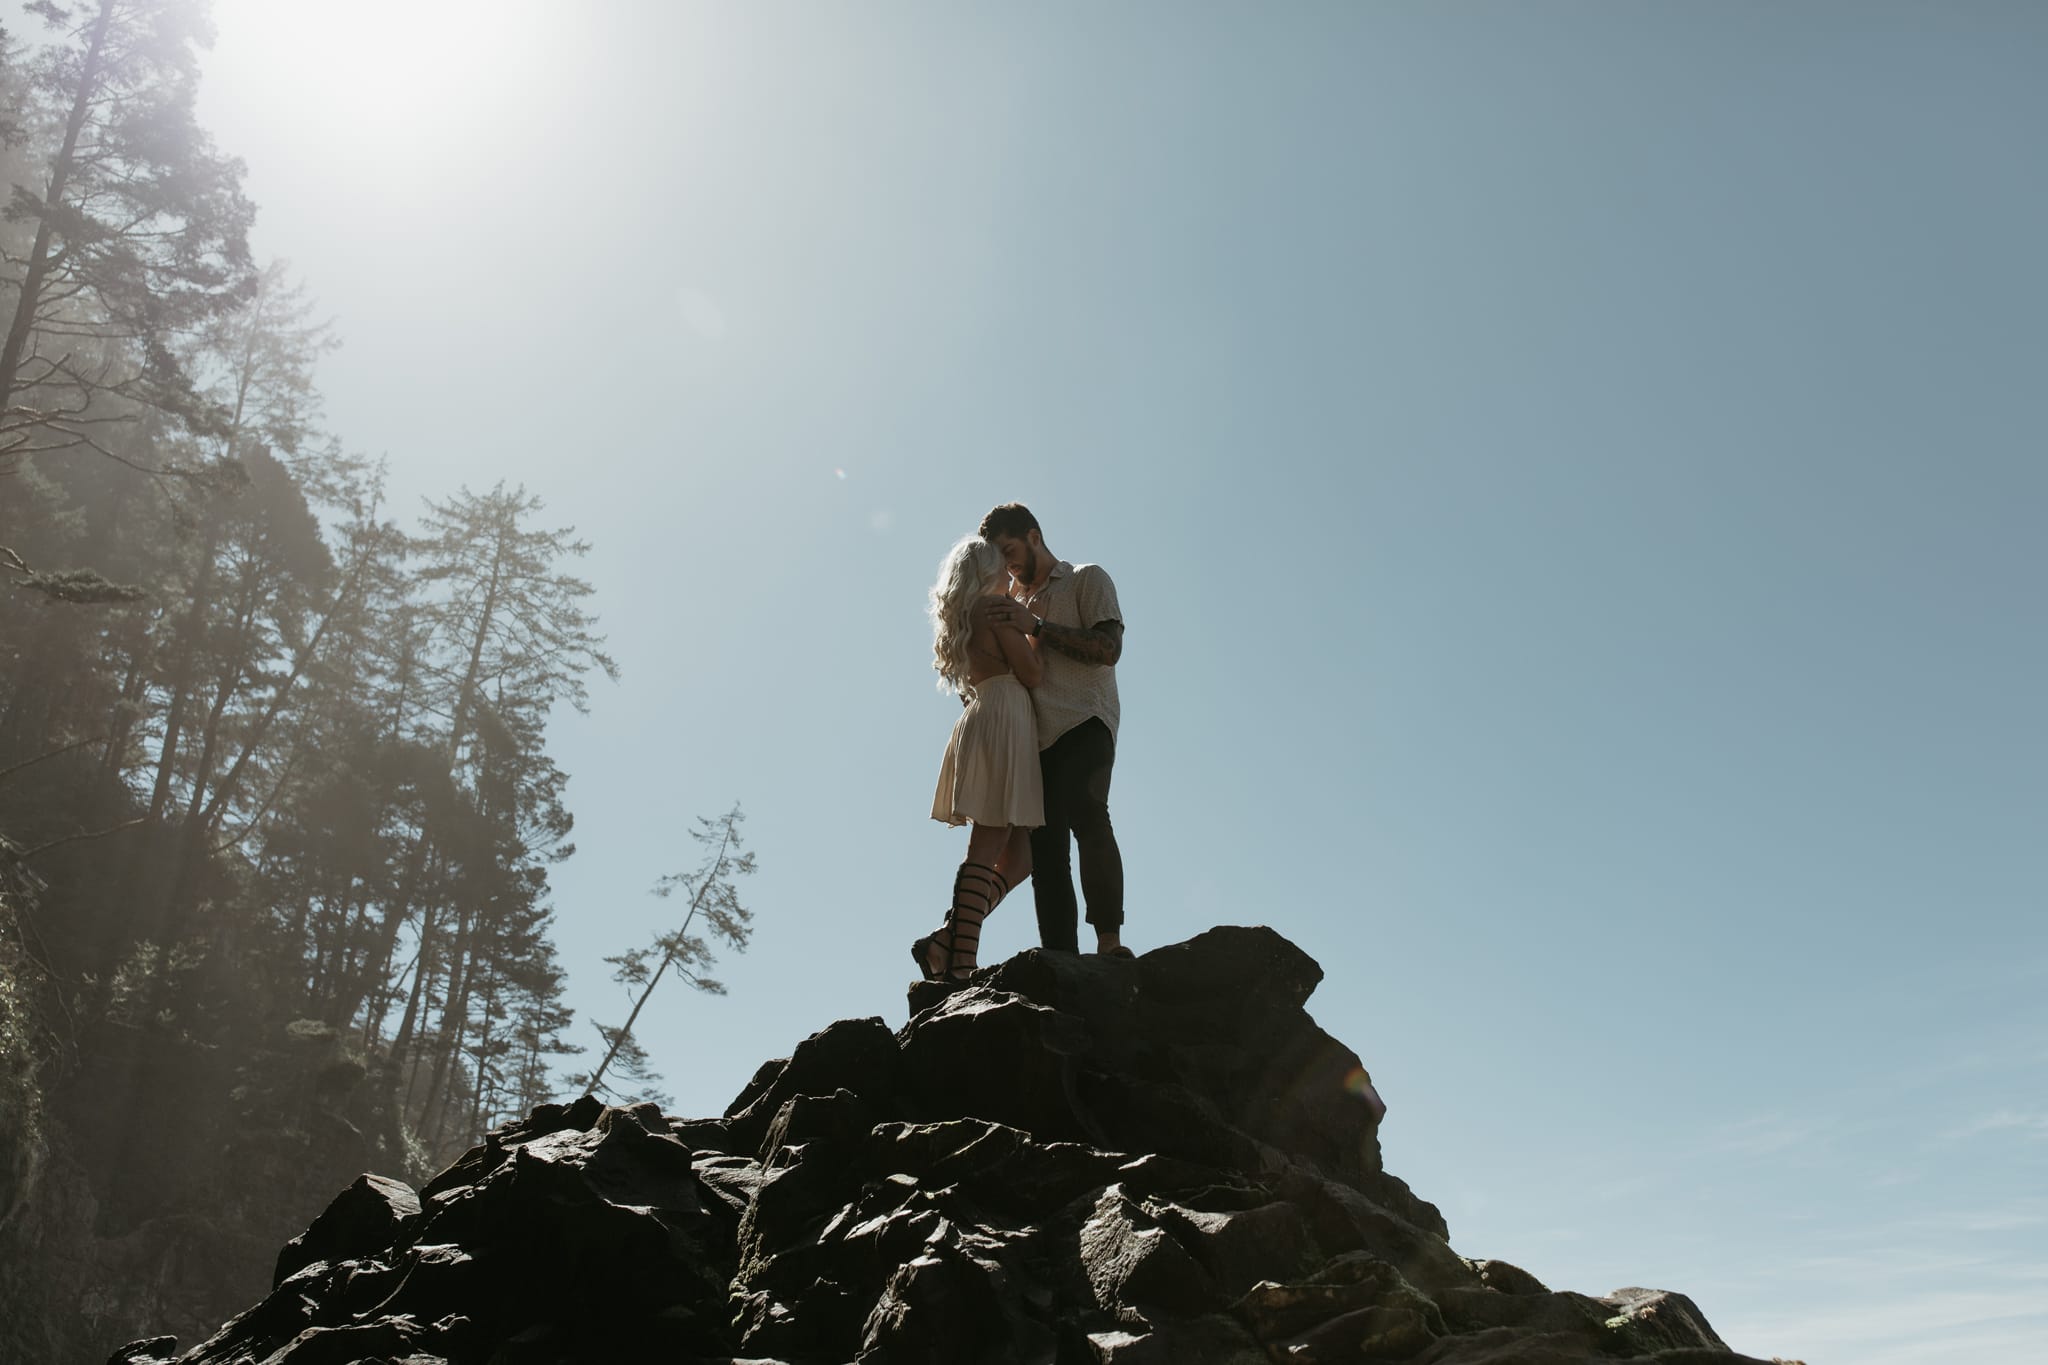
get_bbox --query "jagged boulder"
[272,1173,419,1286]
[112,926,1786,1365]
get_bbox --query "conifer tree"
[0,0,256,471]
[579,805,754,1102]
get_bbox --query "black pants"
[1030,718,1123,951]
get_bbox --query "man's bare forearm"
[1038,619,1123,666]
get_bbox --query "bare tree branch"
[0,731,109,786]
[15,815,148,860]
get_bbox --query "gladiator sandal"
[911,861,1005,982]
[910,914,981,983]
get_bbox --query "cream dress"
[931,672,1044,828]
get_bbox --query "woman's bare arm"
[995,619,1044,687]
[978,598,1044,687]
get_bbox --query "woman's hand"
[981,597,1037,637]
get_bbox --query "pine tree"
[578,805,754,1103]
[351,485,614,1145]
[0,0,256,472]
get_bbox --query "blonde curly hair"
[929,536,1009,697]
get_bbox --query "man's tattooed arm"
[1038,618,1123,667]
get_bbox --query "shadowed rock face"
[111,926,1786,1365]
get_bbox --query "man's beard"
[1019,547,1043,590]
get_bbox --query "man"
[978,503,1129,957]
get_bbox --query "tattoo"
[1038,619,1123,666]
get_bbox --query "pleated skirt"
[931,673,1044,828]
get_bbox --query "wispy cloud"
[1702,1113,1833,1158]
[1724,1281,2048,1365]
[1810,1198,2048,1244]
[1769,1243,2038,1283]
[1938,1109,2048,1143]
[1592,1171,1663,1203]
[1696,1213,2048,1363]
[1773,1319,2048,1365]
[1930,1205,2048,1235]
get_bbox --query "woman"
[915,535,1044,981]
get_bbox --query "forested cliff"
[0,4,620,1357]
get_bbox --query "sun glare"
[210,0,551,151]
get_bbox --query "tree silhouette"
[0,0,256,471]
[579,805,754,1102]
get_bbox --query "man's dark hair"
[979,503,1040,540]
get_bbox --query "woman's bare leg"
[992,825,1033,898]
[917,823,1012,979]
[966,821,1010,874]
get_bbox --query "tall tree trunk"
[583,817,737,1096]
[375,532,506,1097]
[423,974,473,1152]
[326,901,364,1025]
[148,543,220,824]
[419,901,482,1144]
[197,554,365,836]
[303,871,354,1013]
[337,829,433,1039]
[464,970,501,1140]
[442,531,509,774]
[180,666,240,831]
[285,888,315,986]
[388,875,447,1070]
[144,595,261,1016]
[359,948,411,1049]
[159,596,260,910]
[100,652,148,781]
[0,0,113,410]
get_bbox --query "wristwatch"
[1029,615,1044,638]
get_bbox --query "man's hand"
[982,598,1123,666]
[981,598,1036,635]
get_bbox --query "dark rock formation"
[112,926,1787,1365]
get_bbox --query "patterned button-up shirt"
[1022,559,1123,750]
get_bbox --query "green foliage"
[2,542,148,604]
[0,843,57,1363]
[14,566,149,604]
[0,916,49,1222]
[2,0,257,465]
[94,937,205,1026]
[0,5,630,1349]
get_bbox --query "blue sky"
[178,2,2048,1360]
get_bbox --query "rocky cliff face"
[111,927,1787,1365]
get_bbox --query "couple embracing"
[913,503,1127,983]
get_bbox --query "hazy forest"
[0,4,649,1355]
